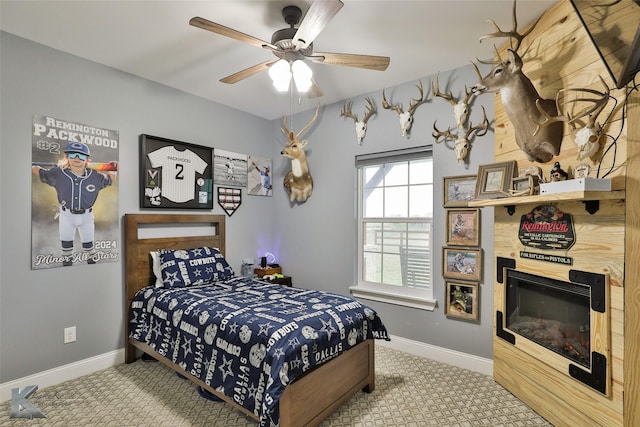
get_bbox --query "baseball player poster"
[31,115,120,270]
[247,155,272,196]
[140,134,214,209]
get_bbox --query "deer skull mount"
[382,81,428,138]
[281,105,320,204]
[431,73,475,130]
[433,106,490,165]
[470,0,562,164]
[534,75,613,162]
[340,97,376,145]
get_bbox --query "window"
[350,147,435,310]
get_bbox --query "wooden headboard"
[123,213,226,362]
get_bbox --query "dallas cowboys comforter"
[129,276,389,427]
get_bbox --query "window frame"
[350,146,436,311]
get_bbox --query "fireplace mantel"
[469,190,625,208]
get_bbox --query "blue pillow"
[158,247,234,288]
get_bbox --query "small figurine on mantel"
[574,163,591,179]
[549,162,569,182]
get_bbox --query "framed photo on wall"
[474,160,517,200]
[214,149,248,188]
[247,155,272,197]
[443,174,477,207]
[446,209,480,246]
[445,280,479,320]
[139,134,213,209]
[442,247,482,281]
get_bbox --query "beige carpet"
[0,346,552,426]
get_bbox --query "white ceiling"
[0,0,557,120]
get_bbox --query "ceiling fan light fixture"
[192,1,390,97]
[269,59,291,92]
[292,60,313,92]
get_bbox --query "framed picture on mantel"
[474,160,517,200]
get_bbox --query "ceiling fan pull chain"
[289,85,294,130]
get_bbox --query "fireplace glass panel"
[506,270,591,368]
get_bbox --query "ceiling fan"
[189,0,390,98]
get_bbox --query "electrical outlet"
[64,326,76,344]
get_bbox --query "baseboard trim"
[0,348,125,403]
[378,335,493,376]
[1,338,492,403]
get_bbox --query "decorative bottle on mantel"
[549,162,569,182]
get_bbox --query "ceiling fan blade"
[293,0,344,51]
[189,16,278,50]
[306,78,324,98]
[220,60,276,84]
[311,52,390,71]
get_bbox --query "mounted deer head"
[281,105,320,203]
[340,97,376,145]
[534,75,613,161]
[431,72,474,130]
[382,81,427,138]
[470,0,562,164]
[433,106,490,165]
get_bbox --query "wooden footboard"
[130,337,375,427]
[279,339,375,427]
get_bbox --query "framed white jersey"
[140,134,213,209]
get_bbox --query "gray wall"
[272,70,496,359]
[0,32,275,382]
[1,31,495,384]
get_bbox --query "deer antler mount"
[341,97,376,145]
[433,106,490,165]
[470,0,562,164]
[534,75,613,162]
[281,105,320,204]
[382,80,428,138]
[431,73,475,131]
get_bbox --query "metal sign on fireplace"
[518,204,576,250]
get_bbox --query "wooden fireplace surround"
[495,262,610,396]
[467,1,640,425]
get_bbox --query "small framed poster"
[445,280,479,320]
[139,134,213,209]
[443,247,482,281]
[443,174,477,207]
[446,209,480,246]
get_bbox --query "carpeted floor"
[0,346,552,426]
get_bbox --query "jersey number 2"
[175,164,184,180]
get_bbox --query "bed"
[124,213,389,427]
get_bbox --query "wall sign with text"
[518,204,575,250]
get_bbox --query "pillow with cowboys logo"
[158,247,234,288]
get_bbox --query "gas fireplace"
[495,258,609,395]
